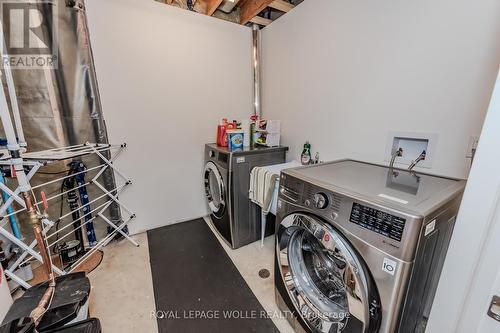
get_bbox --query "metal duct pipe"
[219,0,241,13]
[252,24,261,118]
[0,20,25,148]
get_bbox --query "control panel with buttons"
[350,202,406,241]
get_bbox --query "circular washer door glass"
[204,161,225,219]
[278,213,377,333]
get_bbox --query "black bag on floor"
[0,318,100,333]
[1,273,91,332]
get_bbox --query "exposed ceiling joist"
[205,0,225,15]
[249,16,273,26]
[160,0,302,26]
[239,0,274,25]
[268,0,294,12]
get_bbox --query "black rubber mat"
[148,218,279,333]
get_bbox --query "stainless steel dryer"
[204,143,287,249]
[275,160,466,333]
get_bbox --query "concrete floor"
[88,219,294,333]
[88,233,158,333]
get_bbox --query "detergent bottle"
[301,142,312,165]
[217,119,229,147]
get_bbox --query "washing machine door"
[277,213,381,333]
[204,161,226,219]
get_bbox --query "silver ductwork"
[219,0,241,13]
[252,24,262,118]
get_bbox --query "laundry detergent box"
[227,130,244,150]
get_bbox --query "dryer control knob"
[208,150,215,158]
[313,193,329,209]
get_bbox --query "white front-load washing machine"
[274,160,465,333]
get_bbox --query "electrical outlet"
[467,136,480,158]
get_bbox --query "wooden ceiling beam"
[249,16,273,26]
[205,0,224,15]
[268,0,294,12]
[239,0,274,25]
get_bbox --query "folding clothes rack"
[0,43,136,296]
[0,21,138,327]
[0,143,138,289]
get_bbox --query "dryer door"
[277,213,381,333]
[204,161,226,219]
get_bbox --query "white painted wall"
[86,0,253,234]
[427,71,500,333]
[261,0,500,179]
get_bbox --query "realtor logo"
[0,0,57,68]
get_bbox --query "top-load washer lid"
[283,160,466,216]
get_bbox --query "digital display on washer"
[350,202,406,241]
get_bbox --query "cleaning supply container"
[240,119,251,147]
[227,130,244,150]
